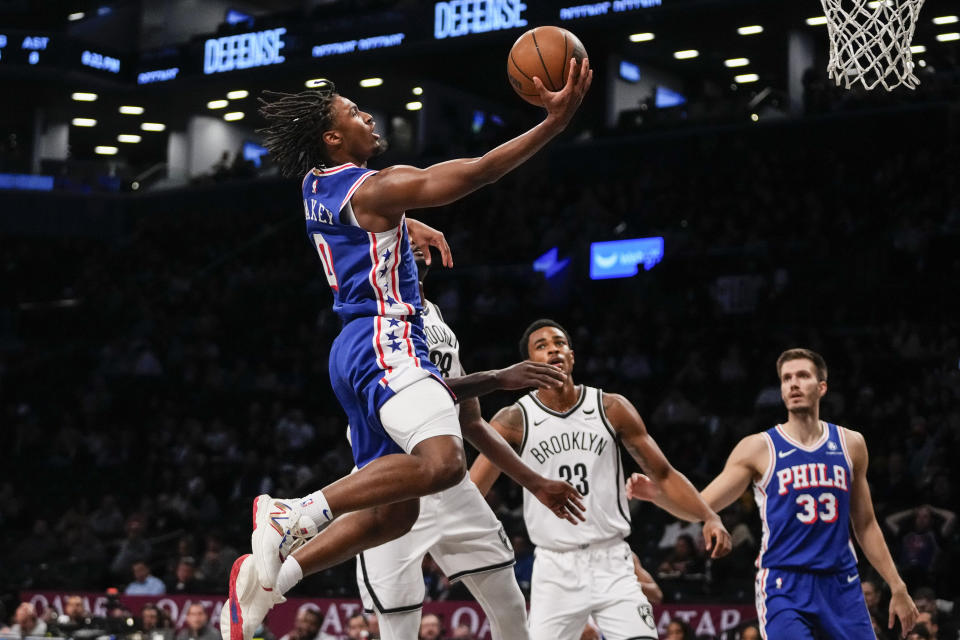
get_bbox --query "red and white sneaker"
[221,554,283,640]
[251,494,319,589]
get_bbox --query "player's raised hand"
[533,477,586,525]
[625,472,661,502]
[405,218,452,267]
[889,588,918,638]
[495,360,566,390]
[534,57,592,129]
[702,516,732,559]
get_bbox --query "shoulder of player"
[837,425,868,464]
[729,433,770,471]
[600,391,644,430]
[490,403,526,444]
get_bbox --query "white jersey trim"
[596,388,632,529]
[775,421,829,452]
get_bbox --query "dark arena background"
[1,1,958,639]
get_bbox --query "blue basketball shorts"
[330,315,452,468]
[755,567,875,639]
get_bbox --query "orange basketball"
[507,26,587,106]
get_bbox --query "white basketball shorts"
[528,539,657,640]
[356,473,515,612]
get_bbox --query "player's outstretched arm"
[846,428,918,638]
[699,434,767,513]
[351,58,592,230]
[445,360,566,401]
[460,398,585,524]
[605,393,732,558]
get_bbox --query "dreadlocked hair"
[257,80,339,178]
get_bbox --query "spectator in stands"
[125,559,166,595]
[88,494,125,537]
[422,557,450,602]
[450,624,474,639]
[418,614,444,640]
[863,579,883,620]
[657,534,705,579]
[167,557,205,594]
[6,603,47,637]
[140,603,173,640]
[364,613,379,639]
[15,519,58,566]
[915,610,940,640]
[111,514,152,578]
[278,608,323,640]
[174,604,217,640]
[886,505,954,583]
[345,613,369,639]
[198,532,236,589]
[664,619,695,640]
[740,624,761,640]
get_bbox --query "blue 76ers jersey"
[302,163,422,323]
[752,422,858,573]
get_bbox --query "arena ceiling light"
[71,92,97,101]
[724,58,750,67]
[673,49,699,60]
[629,32,655,42]
[95,146,118,155]
[71,117,96,127]
[360,77,383,88]
[412,86,423,95]
[735,73,760,83]
[305,78,328,88]
[933,16,959,25]
[68,12,84,20]
[224,112,244,121]
[406,101,423,111]
[936,32,960,41]
[141,122,166,132]
[806,16,828,26]
[207,99,229,109]
[227,90,249,99]
[119,105,144,115]
[117,134,141,143]
[737,25,764,35]
[910,44,927,53]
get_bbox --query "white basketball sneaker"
[221,554,283,640]
[250,494,319,589]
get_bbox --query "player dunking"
[355,243,584,640]
[221,61,592,640]
[629,348,919,639]
[470,320,732,640]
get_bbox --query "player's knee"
[426,445,466,491]
[372,500,420,539]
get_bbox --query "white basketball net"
[820,0,926,91]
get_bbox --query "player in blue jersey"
[220,60,593,640]
[627,348,919,639]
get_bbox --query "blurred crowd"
[1,102,959,640]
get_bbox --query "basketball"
[507,26,588,106]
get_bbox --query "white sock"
[296,490,334,525]
[275,556,303,596]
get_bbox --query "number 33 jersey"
[517,386,631,551]
[753,421,858,573]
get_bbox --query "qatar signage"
[203,27,285,74]
[434,0,527,39]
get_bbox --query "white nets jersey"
[518,386,631,551]
[422,299,464,377]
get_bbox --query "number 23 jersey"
[517,386,631,551]
[753,421,857,573]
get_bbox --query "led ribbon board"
[590,237,664,279]
[203,27,286,74]
[434,0,528,39]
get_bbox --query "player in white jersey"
[470,320,733,640]
[354,246,585,640]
